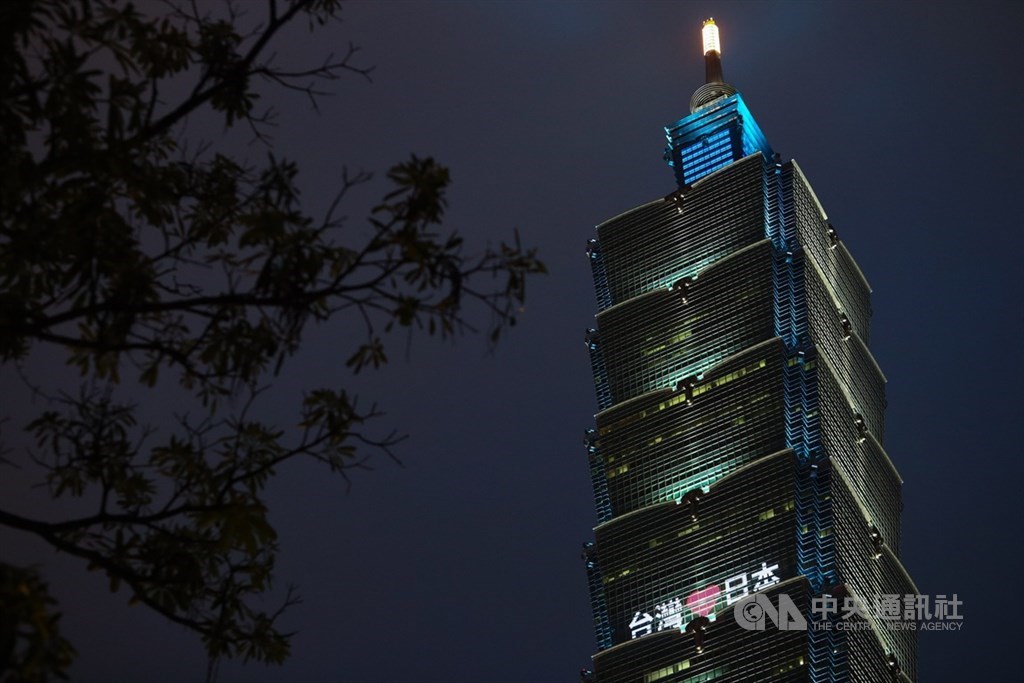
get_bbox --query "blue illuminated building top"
[664,93,773,188]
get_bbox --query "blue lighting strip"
[809,606,850,682]
[765,155,843,681]
[586,430,613,524]
[587,331,613,412]
[588,238,612,311]
[582,542,614,651]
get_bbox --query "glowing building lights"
[701,18,720,55]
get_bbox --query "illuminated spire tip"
[702,18,721,55]
[690,18,737,113]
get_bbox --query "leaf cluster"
[0,0,544,677]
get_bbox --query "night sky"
[3,1,1023,681]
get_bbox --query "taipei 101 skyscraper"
[580,20,918,682]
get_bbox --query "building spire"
[689,18,738,113]
[702,18,724,83]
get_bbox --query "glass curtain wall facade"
[581,21,917,683]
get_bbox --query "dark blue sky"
[4,1,1023,680]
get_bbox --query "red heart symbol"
[686,585,721,617]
